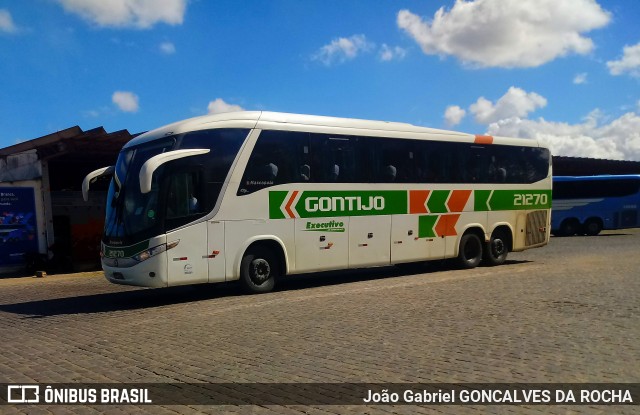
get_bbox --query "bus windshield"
[104,138,176,243]
[103,128,249,245]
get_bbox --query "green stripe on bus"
[427,190,449,213]
[269,188,551,219]
[474,189,552,211]
[294,190,407,218]
[418,215,438,238]
[269,191,289,219]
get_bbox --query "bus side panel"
[207,221,226,283]
[620,194,640,228]
[295,216,349,273]
[390,215,430,263]
[224,219,295,281]
[349,215,391,268]
[166,221,209,286]
[513,212,527,251]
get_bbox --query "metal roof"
[553,156,640,176]
[0,126,139,160]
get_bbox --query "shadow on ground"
[0,260,530,318]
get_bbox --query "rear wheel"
[240,247,278,294]
[559,219,579,236]
[583,218,602,236]
[483,229,509,266]
[456,233,483,269]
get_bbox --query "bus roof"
[124,111,543,150]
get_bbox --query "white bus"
[83,111,551,293]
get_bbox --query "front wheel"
[558,219,579,236]
[483,230,509,266]
[240,247,278,294]
[456,233,483,269]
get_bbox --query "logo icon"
[7,385,40,403]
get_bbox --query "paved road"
[0,230,639,414]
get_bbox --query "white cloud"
[444,105,466,126]
[112,91,139,112]
[0,9,18,33]
[207,98,244,114]
[379,44,407,62]
[159,41,176,55]
[573,72,588,84]
[56,0,186,29]
[470,87,547,124]
[312,34,374,66]
[397,0,610,68]
[486,110,640,160]
[607,42,640,77]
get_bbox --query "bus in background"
[551,175,640,236]
[83,111,551,293]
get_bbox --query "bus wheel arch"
[237,238,288,294]
[455,228,484,269]
[583,217,603,236]
[483,225,512,266]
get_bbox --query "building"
[0,126,137,273]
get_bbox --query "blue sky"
[1,0,639,160]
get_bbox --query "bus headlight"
[133,240,180,263]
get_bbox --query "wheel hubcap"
[251,259,271,284]
[492,238,505,256]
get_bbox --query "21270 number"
[514,193,548,206]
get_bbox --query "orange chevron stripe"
[409,190,430,214]
[285,191,299,218]
[474,135,493,144]
[447,190,471,213]
[435,214,460,237]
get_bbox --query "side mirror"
[139,148,210,194]
[82,166,115,202]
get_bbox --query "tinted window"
[175,128,248,212]
[371,137,415,183]
[239,131,310,195]
[164,170,206,230]
[237,130,550,193]
[491,146,546,184]
[177,128,248,182]
[309,134,366,183]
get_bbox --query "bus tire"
[583,218,602,236]
[559,218,579,236]
[456,233,483,269]
[483,229,510,266]
[240,247,278,294]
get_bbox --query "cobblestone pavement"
[1,230,639,414]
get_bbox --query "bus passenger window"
[383,165,397,182]
[299,164,311,181]
[165,171,204,221]
[238,130,310,194]
[310,134,360,183]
